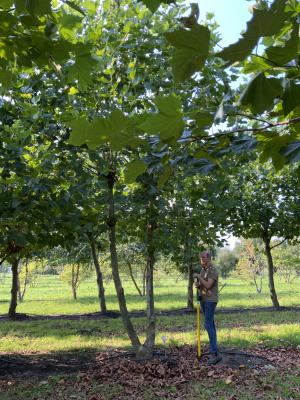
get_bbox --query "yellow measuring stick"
[197,301,201,358]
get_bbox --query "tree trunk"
[71,265,78,300]
[18,259,29,303]
[187,257,194,309]
[263,236,280,309]
[127,260,143,297]
[142,266,147,296]
[141,218,156,360]
[106,171,141,352]
[89,235,107,313]
[9,257,19,319]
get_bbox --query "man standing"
[194,250,222,365]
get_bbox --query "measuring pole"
[196,301,201,358]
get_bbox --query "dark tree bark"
[142,265,147,296]
[263,234,280,309]
[71,264,80,300]
[187,257,194,309]
[142,218,157,360]
[18,259,29,303]
[127,260,143,297]
[8,257,19,319]
[106,170,141,351]
[88,234,107,313]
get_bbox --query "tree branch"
[270,238,288,250]
[190,116,300,143]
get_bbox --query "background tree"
[235,239,266,294]
[272,242,300,283]
[224,162,300,308]
[215,248,239,279]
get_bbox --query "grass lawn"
[0,273,299,315]
[0,274,299,399]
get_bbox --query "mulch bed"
[0,345,298,378]
[0,345,299,399]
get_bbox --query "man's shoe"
[208,353,222,365]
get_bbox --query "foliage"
[235,239,266,293]
[215,248,239,278]
[272,241,300,282]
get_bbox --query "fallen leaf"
[225,375,234,384]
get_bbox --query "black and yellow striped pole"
[196,301,201,358]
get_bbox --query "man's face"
[200,253,210,268]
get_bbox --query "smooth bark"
[187,257,194,309]
[106,171,141,351]
[127,260,143,297]
[142,219,156,360]
[263,235,280,309]
[8,257,19,319]
[89,235,107,312]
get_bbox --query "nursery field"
[0,273,299,316]
[0,274,299,399]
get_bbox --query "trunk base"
[135,345,154,361]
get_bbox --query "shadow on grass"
[0,348,99,377]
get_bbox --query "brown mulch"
[0,346,299,399]
[0,345,299,378]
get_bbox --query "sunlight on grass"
[0,274,299,316]
[0,311,299,353]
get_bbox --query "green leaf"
[165,24,210,82]
[266,23,299,65]
[281,141,300,164]
[282,81,300,116]
[0,70,12,89]
[257,132,296,169]
[158,165,173,188]
[141,0,173,13]
[139,94,184,140]
[239,73,283,114]
[60,13,83,28]
[16,0,52,15]
[216,1,287,64]
[67,118,90,146]
[124,160,147,183]
[230,136,257,154]
[193,111,214,129]
[141,0,161,12]
[191,158,215,174]
[85,118,108,149]
[1,0,14,9]
[63,0,85,16]
[68,55,98,91]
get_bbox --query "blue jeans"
[200,301,218,355]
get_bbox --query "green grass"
[0,274,299,400]
[0,310,299,353]
[0,273,299,316]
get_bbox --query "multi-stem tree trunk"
[253,273,263,294]
[106,171,141,354]
[18,259,29,303]
[9,257,19,319]
[187,257,194,309]
[127,260,143,297]
[263,235,280,309]
[88,234,107,313]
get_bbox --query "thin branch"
[189,116,300,143]
[0,251,9,266]
[270,238,288,250]
[229,112,275,127]
[250,53,299,69]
